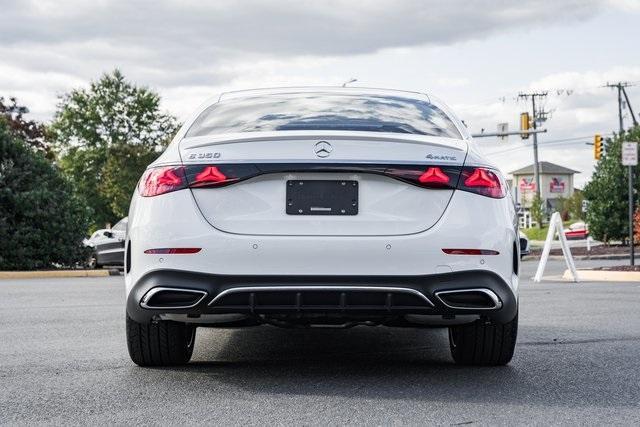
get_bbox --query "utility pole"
[606,82,637,265]
[622,85,639,127]
[518,92,549,199]
[605,81,638,133]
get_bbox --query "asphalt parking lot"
[1,260,639,425]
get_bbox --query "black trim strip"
[183,162,463,190]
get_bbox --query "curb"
[522,254,637,262]
[0,269,121,279]
[563,269,640,282]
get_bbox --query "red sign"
[549,177,565,193]
[519,177,536,192]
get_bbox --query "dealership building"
[509,161,579,211]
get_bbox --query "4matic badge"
[426,153,457,161]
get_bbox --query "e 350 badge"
[187,152,221,160]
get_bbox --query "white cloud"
[0,1,603,54]
[607,0,640,11]
[1,0,639,191]
[0,0,606,98]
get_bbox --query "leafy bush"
[584,128,640,243]
[566,191,584,221]
[530,193,545,228]
[0,119,91,270]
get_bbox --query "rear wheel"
[448,314,518,366]
[87,253,100,269]
[126,314,195,366]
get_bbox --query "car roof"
[217,86,431,103]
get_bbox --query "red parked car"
[564,222,589,240]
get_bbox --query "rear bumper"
[126,269,518,325]
[126,188,518,294]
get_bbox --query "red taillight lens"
[193,166,227,186]
[385,165,458,189]
[139,166,187,197]
[418,167,450,185]
[139,164,259,196]
[458,167,505,198]
[184,164,260,188]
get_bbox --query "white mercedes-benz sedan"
[125,87,519,366]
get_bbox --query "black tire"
[87,253,100,269]
[126,314,195,366]
[448,314,518,366]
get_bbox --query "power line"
[481,133,616,156]
[460,80,640,112]
[484,139,591,156]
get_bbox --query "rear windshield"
[186,92,462,139]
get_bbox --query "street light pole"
[630,164,634,266]
[607,82,636,265]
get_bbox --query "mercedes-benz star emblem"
[314,141,333,158]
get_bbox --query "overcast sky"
[2,0,640,187]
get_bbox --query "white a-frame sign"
[533,212,579,283]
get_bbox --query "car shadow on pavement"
[145,324,640,412]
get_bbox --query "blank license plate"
[286,180,358,215]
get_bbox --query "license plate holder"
[286,180,358,215]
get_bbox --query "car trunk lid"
[179,131,467,236]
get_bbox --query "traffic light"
[520,112,530,139]
[594,134,603,160]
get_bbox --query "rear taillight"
[139,164,260,196]
[139,166,187,197]
[458,167,505,198]
[388,165,505,197]
[138,163,505,199]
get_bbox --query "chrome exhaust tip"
[434,288,502,310]
[140,287,207,309]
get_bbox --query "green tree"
[0,119,91,270]
[567,190,584,221]
[530,193,545,228]
[100,144,159,218]
[1,96,53,158]
[51,70,179,227]
[554,196,569,221]
[584,128,640,243]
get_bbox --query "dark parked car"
[519,231,530,257]
[84,217,127,268]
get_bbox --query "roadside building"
[509,161,579,212]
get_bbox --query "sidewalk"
[523,253,639,262]
[0,269,121,279]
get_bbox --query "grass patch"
[520,221,573,241]
[521,227,549,241]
